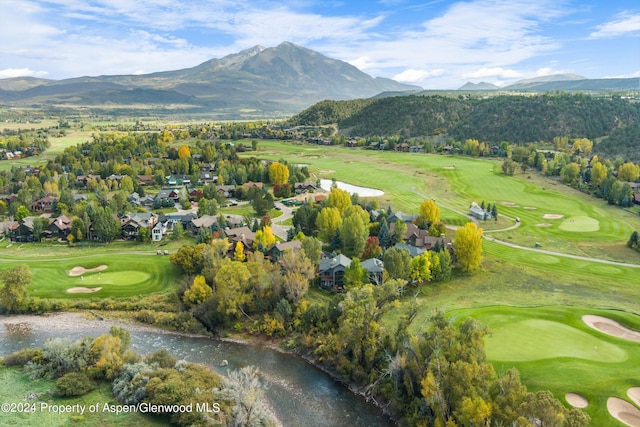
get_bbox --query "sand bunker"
[443,166,456,170]
[68,265,108,277]
[583,315,640,343]
[536,223,552,227]
[319,170,335,175]
[543,214,564,219]
[66,287,102,293]
[523,206,537,210]
[501,201,517,206]
[608,397,640,427]
[628,388,640,407]
[565,393,588,408]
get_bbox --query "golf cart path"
[411,189,640,270]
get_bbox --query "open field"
[448,306,640,426]
[0,366,169,426]
[245,140,640,263]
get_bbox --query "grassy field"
[0,241,181,299]
[0,366,169,426]
[448,306,640,426]
[245,140,640,262]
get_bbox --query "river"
[0,313,394,427]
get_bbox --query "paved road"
[271,201,294,240]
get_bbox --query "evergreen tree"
[377,217,391,248]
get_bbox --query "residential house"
[49,214,72,240]
[152,222,166,241]
[294,182,317,195]
[242,181,264,192]
[319,254,351,289]
[120,212,158,239]
[394,243,425,258]
[269,240,302,262]
[165,174,191,186]
[10,216,37,242]
[0,194,18,206]
[360,258,385,285]
[137,175,155,187]
[223,226,256,254]
[188,215,218,236]
[469,202,491,220]
[189,189,204,201]
[216,185,236,198]
[198,172,216,185]
[390,222,453,252]
[30,195,57,214]
[389,211,417,223]
[128,192,141,206]
[155,187,185,205]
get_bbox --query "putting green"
[558,216,600,232]
[73,271,150,286]
[485,319,627,362]
[529,254,561,264]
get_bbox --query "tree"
[177,145,191,159]
[417,199,440,229]
[383,246,411,280]
[31,217,50,242]
[0,264,32,312]
[628,230,639,249]
[618,162,640,182]
[590,161,608,187]
[392,220,407,244]
[301,236,322,265]
[341,208,368,257]
[561,162,581,186]
[214,259,252,318]
[454,222,483,272]
[15,205,30,222]
[234,241,246,261]
[250,190,274,217]
[280,249,315,303]
[326,187,351,214]
[344,258,368,289]
[268,162,290,185]
[377,217,391,248]
[253,226,276,251]
[316,207,343,242]
[502,159,518,176]
[409,252,432,284]
[361,236,382,259]
[183,275,212,307]
[137,226,151,243]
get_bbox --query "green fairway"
[0,246,180,299]
[451,306,640,426]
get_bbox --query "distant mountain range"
[458,73,639,91]
[0,42,419,117]
[0,43,638,118]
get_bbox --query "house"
[152,222,167,241]
[0,194,18,206]
[30,195,57,213]
[319,254,352,289]
[242,181,264,192]
[360,258,385,285]
[120,212,158,239]
[188,215,218,236]
[49,214,72,240]
[165,174,191,186]
[216,185,236,198]
[389,211,417,223]
[189,189,204,201]
[391,223,453,252]
[294,182,317,195]
[394,243,425,258]
[198,172,216,185]
[10,216,37,242]
[155,188,185,204]
[269,240,302,262]
[223,226,256,253]
[634,193,640,205]
[469,202,491,220]
[137,175,155,187]
[128,192,141,206]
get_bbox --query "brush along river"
[0,313,393,426]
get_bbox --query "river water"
[0,314,394,427]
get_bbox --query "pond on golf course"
[319,179,384,197]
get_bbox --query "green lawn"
[449,306,640,426]
[0,366,169,427]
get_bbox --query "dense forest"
[288,94,640,159]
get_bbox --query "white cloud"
[590,12,640,39]
[463,67,523,79]
[0,68,48,79]
[393,68,445,82]
[602,70,640,79]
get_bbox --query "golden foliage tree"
[253,226,276,250]
[183,275,212,307]
[417,199,440,228]
[316,207,343,242]
[268,162,289,185]
[453,222,483,272]
[177,145,191,159]
[234,241,246,261]
[327,187,351,214]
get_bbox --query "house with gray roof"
[319,254,352,289]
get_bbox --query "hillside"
[0,42,419,117]
[289,94,640,158]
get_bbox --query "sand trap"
[629,388,640,407]
[66,287,102,293]
[536,223,552,227]
[319,170,335,175]
[501,201,517,206]
[543,214,564,219]
[608,397,640,427]
[443,166,456,170]
[69,265,108,277]
[523,206,537,210]
[583,315,640,343]
[566,393,588,408]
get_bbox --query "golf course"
[241,140,640,425]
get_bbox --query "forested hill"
[288,94,640,146]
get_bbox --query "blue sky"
[1,0,638,89]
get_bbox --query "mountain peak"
[458,81,499,90]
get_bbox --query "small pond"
[319,179,384,197]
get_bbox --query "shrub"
[2,348,42,366]
[54,372,96,397]
[146,349,177,369]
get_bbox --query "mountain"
[0,42,420,117]
[503,73,639,91]
[458,81,500,90]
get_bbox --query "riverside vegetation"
[1,96,639,425]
